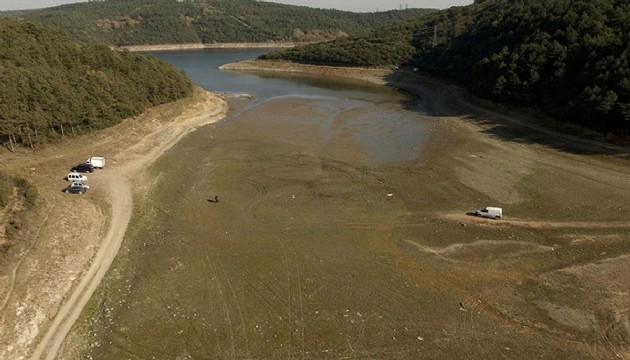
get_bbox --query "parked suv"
[71,162,94,173]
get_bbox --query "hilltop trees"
[0,19,193,149]
[417,0,630,134]
[6,0,435,46]
[261,19,420,66]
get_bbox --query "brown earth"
[0,59,629,359]
[214,60,630,359]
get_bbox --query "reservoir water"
[145,48,430,163]
[82,49,439,359]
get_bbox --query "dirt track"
[29,173,131,360]
[31,90,228,360]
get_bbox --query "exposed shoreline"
[118,42,300,52]
[221,60,630,151]
[219,59,392,85]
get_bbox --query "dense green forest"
[1,0,435,46]
[262,0,630,134]
[0,18,193,149]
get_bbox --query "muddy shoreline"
[118,42,299,52]
[219,60,392,85]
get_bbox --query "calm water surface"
[145,48,430,163]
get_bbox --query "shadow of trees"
[384,70,630,157]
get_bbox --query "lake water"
[82,49,440,359]
[145,48,430,163]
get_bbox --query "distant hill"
[1,0,435,46]
[0,18,193,150]
[261,0,630,135]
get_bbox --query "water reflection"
[143,48,430,163]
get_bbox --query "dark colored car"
[71,162,94,173]
[63,184,88,194]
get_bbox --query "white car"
[66,172,88,182]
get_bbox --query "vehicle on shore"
[86,156,105,169]
[63,184,88,194]
[70,181,89,189]
[66,172,88,182]
[474,206,502,219]
[71,162,94,173]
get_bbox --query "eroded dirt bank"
[118,42,298,52]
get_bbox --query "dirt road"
[29,174,131,360]
[31,90,227,360]
[0,89,227,360]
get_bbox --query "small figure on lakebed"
[207,196,219,203]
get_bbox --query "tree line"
[0,18,193,150]
[2,0,435,46]
[261,0,630,135]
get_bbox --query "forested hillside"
[0,18,193,150]
[2,0,435,46]
[262,0,630,135]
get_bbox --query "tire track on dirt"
[442,213,630,229]
[215,255,251,359]
[1,197,56,312]
[281,232,306,359]
[30,174,132,360]
[206,252,237,358]
[29,90,227,360]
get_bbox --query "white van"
[474,206,503,219]
[66,172,88,182]
[86,156,105,169]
